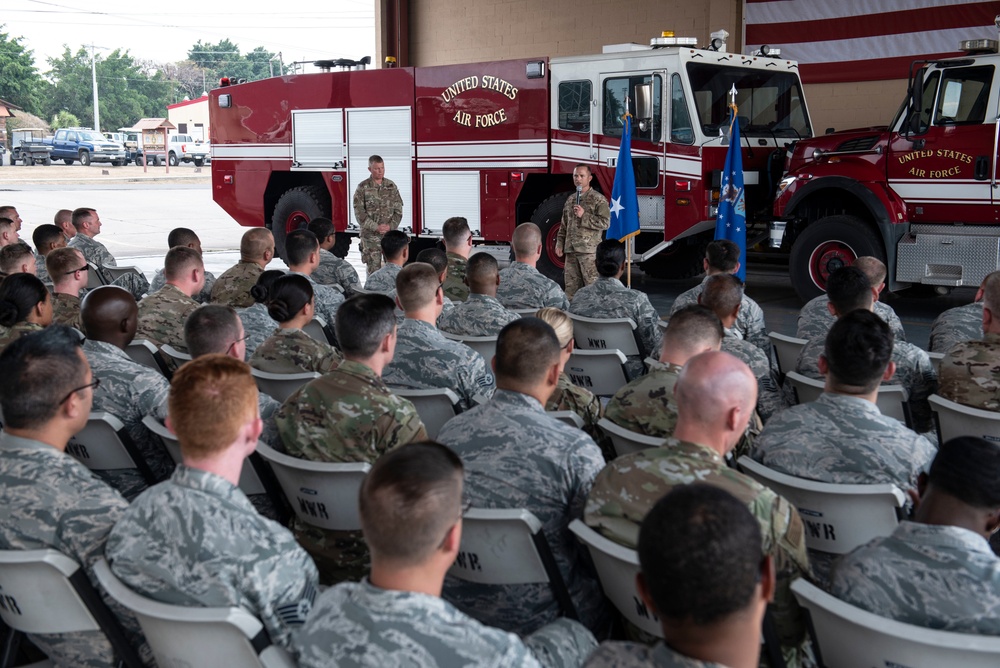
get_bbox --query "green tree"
[52,110,79,128]
[0,25,45,114]
[187,39,286,85]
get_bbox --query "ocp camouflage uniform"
[52,292,82,329]
[363,262,401,295]
[444,252,470,302]
[276,359,427,584]
[249,328,342,375]
[797,295,906,343]
[929,301,983,354]
[150,267,216,303]
[83,338,172,499]
[585,440,813,667]
[296,579,598,668]
[670,275,769,355]
[938,332,1000,410]
[67,233,150,301]
[831,521,1000,634]
[438,389,609,635]
[498,261,570,310]
[136,284,199,350]
[570,276,662,380]
[585,641,728,668]
[237,302,278,358]
[546,372,610,461]
[723,334,784,423]
[556,189,610,300]
[353,176,403,275]
[211,260,264,308]
[604,360,682,438]
[438,294,521,337]
[106,464,320,652]
[383,318,495,411]
[0,321,45,354]
[34,253,51,287]
[315,248,361,297]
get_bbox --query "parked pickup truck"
[167,134,210,166]
[50,128,127,166]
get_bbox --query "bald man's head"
[80,286,139,349]
[674,351,757,443]
[512,223,542,259]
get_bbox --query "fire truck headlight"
[776,176,796,198]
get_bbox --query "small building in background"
[167,95,210,141]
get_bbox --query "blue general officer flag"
[715,108,747,281]
[607,115,640,242]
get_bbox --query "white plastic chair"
[792,578,1000,668]
[158,344,192,368]
[597,417,664,457]
[250,368,320,403]
[440,332,498,363]
[390,387,461,439]
[568,314,640,356]
[254,442,370,532]
[929,393,1000,443]
[124,339,170,376]
[66,412,159,486]
[737,456,905,555]
[85,262,104,290]
[784,371,909,424]
[93,559,294,668]
[548,410,584,429]
[0,549,145,668]
[769,331,807,375]
[566,349,628,396]
[302,316,330,345]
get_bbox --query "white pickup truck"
[167,134,210,166]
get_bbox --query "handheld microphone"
[576,185,582,205]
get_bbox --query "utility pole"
[87,44,100,131]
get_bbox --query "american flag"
[745,0,1000,83]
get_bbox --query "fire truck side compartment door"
[421,172,480,237]
[347,107,414,233]
[291,109,344,169]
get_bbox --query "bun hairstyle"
[595,239,626,277]
[266,274,313,323]
[0,274,48,328]
[250,269,286,304]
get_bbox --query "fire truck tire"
[272,186,331,261]
[531,193,571,285]
[789,215,883,302]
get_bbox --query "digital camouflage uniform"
[315,248,361,297]
[556,189,610,300]
[929,301,982,354]
[382,318,495,412]
[68,233,151,301]
[50,292,82,329]
[363,262,402,295]
[150,267,216,303]
[438,390,609,635]
[570,277,663,380]
[722,334,784,423]
[546,372,610,461]
[498,261,570,310]
[237,302,277,359]
[938,331,1000,410]
[670,276,769,355]
[444,252,470,302]
[106,464,319,652]
[585,440,813,667]
[353,176,403,276]
[438,294,521,337]
[296,579,598,668]
[136,284,199,350]
[0,321,45,354]
[831,522,1000,634]
[297,272,344,342]
[585,641,731,668]
[249,328,342,375]
[211,260,264,308]
[797,295,906,343]
[34,253,51,287]
[604,360,682,438]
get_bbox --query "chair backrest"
[597,417,664,457]
[390,387,460,439]
[254,442,370,531]
[929,393,1000,443]
[67,412,158,484]
[86,262,104,289]
[159,344,192,368]
[93,559,294,668]
[302,316,329,345]
[510,307,539,316]
[784,371,824,405]
[568,314,640,356]
[737,456,905,554]
[124,339,170,376]
[785,372,908,423]
[0,549,145,667]
[440,332,498,363]
[103,266,143,283]
[566,349,628,396]
[250,368,320,403]
[449,508,577,620]
[927,351,945,374]
[768,332,807,375]
[548,410,584,429]
[567,520,663,638]
[791,578,1000,668]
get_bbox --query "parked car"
[50,127,127,166]
[167,134,210,166]
[11,128,54,166]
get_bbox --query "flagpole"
[624,95,632,289]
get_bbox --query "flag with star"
[606,114,640,243]
[715,106,747,281]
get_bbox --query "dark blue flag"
[715,108,746,281]
[607,115,640,242]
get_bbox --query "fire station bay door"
[886,64,999,224]
[347,107,414,233]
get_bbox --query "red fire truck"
[208,34,811,282]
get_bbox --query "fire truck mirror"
[635,83,653,120]
[905,68,925,136]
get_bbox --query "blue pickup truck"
[48,128,127,166]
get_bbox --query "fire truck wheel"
[531,194,571,285]
[789,215,883,303]
[272,186,331,260]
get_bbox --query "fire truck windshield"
[685,63,811,139]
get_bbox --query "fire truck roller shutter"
[789,214,884,303]
[271,185,332,262]
[530,193,573,285]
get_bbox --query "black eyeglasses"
[63,265,89,275]
[59,378,100,404]
[226,334,250,356]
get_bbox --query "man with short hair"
[0,205,22,235]
[211,228,274,307]
[364,229,409,294]
[297,441,597,668]
[54,208,75,241]
[106,355,319,653]
[47,247,89,328]
[148,228,217,302]
[438,318,608,635]
[353,154,403,276]
[498,223,569,310]
[0,242,36,277]
[308,217,360,296]
[831,436,1000,634]
[438,253,520,336]
[384,262,494,410]
[938,271,1000,410]
[586,485,774,668]
[555,164,610,299]
[136,246,205,350]
[0,218,18,247]
[416,247,455,314]
[68,207,150,300]
[285,229,345,337]
[442,216,473,301]
[32,223,65,285]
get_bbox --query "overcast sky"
[5,0,376,75]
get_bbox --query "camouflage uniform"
[211,260,264,308]
[137,284,199,351]
[556,189,610,300]
[106,464,319,652]
[363,262,402,295]
[444,252,470,302]
[585,441,813,667]
[438,389,609,635]
[722,334,784,423]
[797,295,906,343]
[353,176,403,275]
[585,641,728,667]
[296,579,598,668]
[83,339,173,499]
[249,327,342,374]
[34,252,51,287]
[297,272,345,341]
[51,292,82,329]
[315,248,361,297]
[604,360,682,438]
[831,521,1000,634]
[150,267,216,303]
[929,301,983,354]
[498,261,570,310]
[276,359,427,584]
[438,294,521,337]
[67,233,150,300]
[938,331,1000,410]
[237,302,278,359]
[670,276,769,355]
[0,321,45,354]
[383,318,495,412]
[546,372,610,461]
[570,277,663,380]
